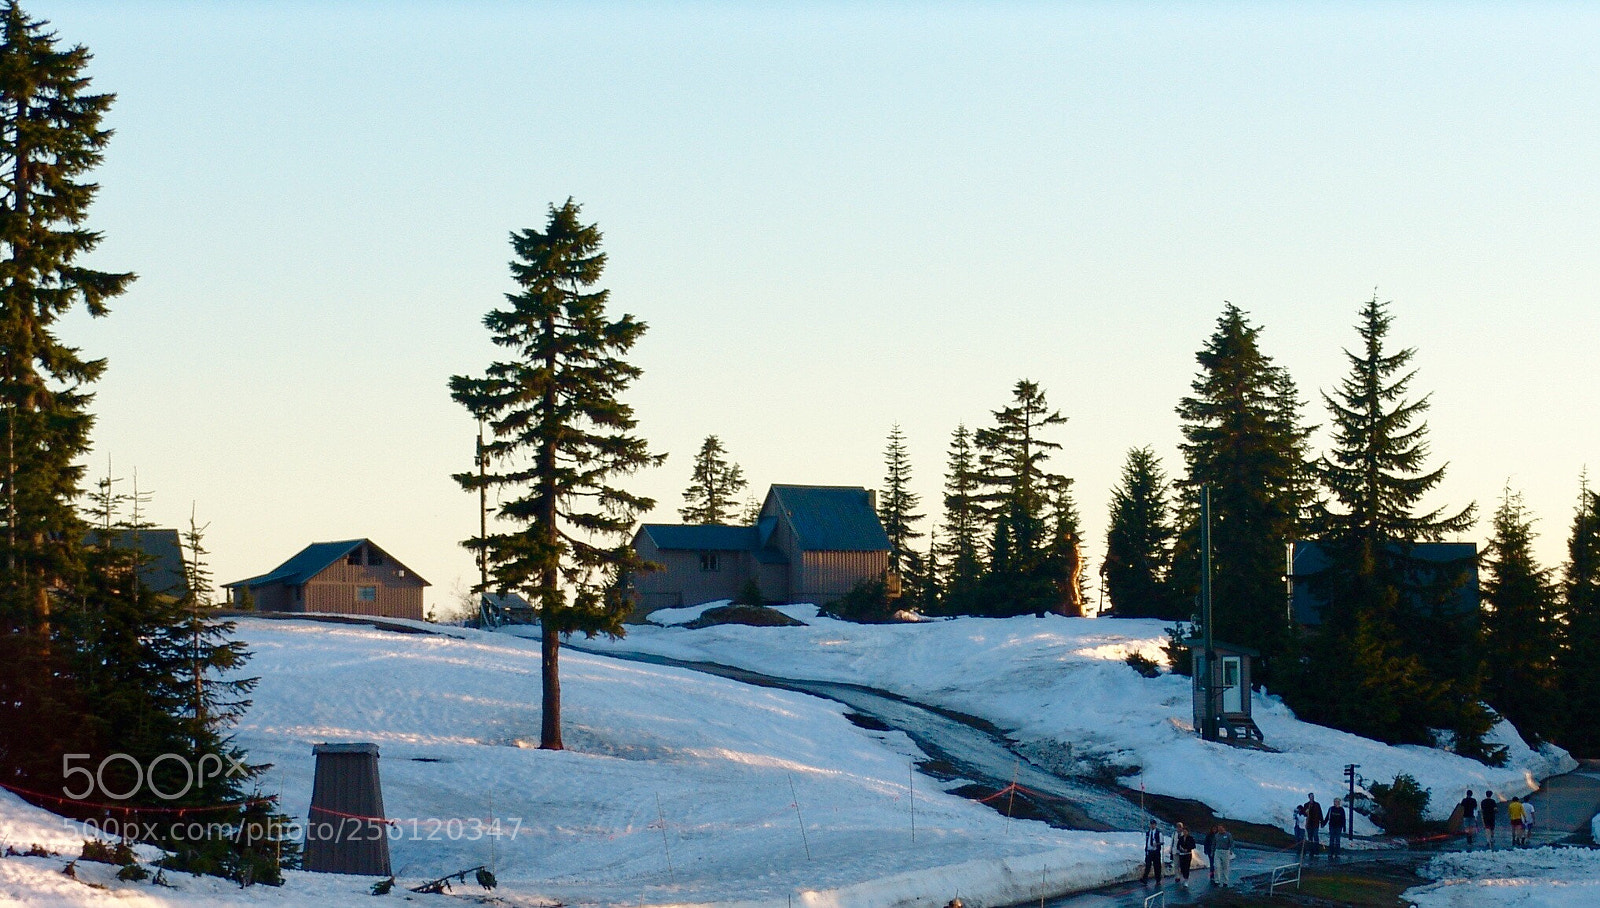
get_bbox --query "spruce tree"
[1043,473,1087,616]
[450,200,663,750]
[973,380,1071,616]
[1104,446,1180,619]
[937,424,984,613]
[1480,487,1562,744]
[1175,304,1311,671]
[878,424,924,594]
[0,0,131,804]
[0,0,133,635]
[679,434,746,524]
[1559,476,1600,753]
[1300,294,1480,748]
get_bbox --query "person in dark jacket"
[1481,790,1498,849]
[1460,789,1479,847]
[1173,822,1197,886]
[1204,825,1220,882]
[1303,793,1324,857]
[1326,797,1347,859]
[1140,820,1164,884]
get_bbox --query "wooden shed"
[225,539,429,621]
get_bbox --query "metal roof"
[227,539,429,589]
[768,485,891,552]
[640,524,761,551]
[1288,540,1479,626]
[86,528,189,599]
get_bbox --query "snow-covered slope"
[1,618,1140,906]
[576,609,1574,834]
[1405,846,1600,907]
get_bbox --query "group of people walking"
[1139,819,1236,888]
[1459,789,1536,848]
[1292,792,1350,859]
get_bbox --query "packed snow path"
[559,642,1153,831]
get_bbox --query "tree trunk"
[539,620,562,749]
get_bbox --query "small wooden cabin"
[1186,639,1263,744]
[226,539,429,621]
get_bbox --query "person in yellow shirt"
[1508,797,1525,846]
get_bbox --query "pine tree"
[1480,487,1562,745]
[679,435,746,524]
[0,0,134,636]
[878,424,924,594]
[450,200,663,750]
[1299,294,1480,749]
[1043,473,1087,616]
[1175,304,1311,665]
[1559,475,1600,753]
[1104,446,1180,619]
[0,0,130,806]
[973,380,1071,616]
[937,424,983,613]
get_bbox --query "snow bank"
[1,617,1138,906]
[583,612,1574,835]
[1405,846,1600,908]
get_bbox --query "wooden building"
[226,539,429,621]
[85,528,189,601]
[630,485,891,614]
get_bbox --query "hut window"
[368,550,384,566]
[699,553,721,572]
[347,550,362,565]
[357,586,377,602]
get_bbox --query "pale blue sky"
[43,1,1600,607]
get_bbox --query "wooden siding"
[799,550,888,603]
[632,548,748,608]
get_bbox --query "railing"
[1143,889,1166,908]
[1268,859,1303,895]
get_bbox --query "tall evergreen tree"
[679,434,746,524]
[0,0,133,636]
[1175,304,1311,665]
[973,380,1071,616]
[1559,475,1600,753]
[1298,294,1480,749]
[1043,473,1087,616]
[1480,487,1562,744]
[0,0,132,803]
[450,200,663,750]
[878,424,924,594]
[937,423,984,613]
[1104,446,1180,619]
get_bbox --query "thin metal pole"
[477,418,489,593]
[655,793,674,881]
[788,774,812,860]
[909,763,916,844]
[1201,485,1216,742]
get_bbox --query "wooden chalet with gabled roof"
[630,484,891,613]
[225,539,429,621]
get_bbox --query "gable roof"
[85,528,188,599]
[226,539,429,589]
[768,485,891,552]
[640,524,760,552]
[1289,540,1478,625]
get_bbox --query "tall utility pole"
[1200,485,1217,742]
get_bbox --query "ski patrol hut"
[1184,638,1263,744]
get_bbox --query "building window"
[294,585,303,601]
[347,549,362,566]
[699,553,721,572]
[357,586,377,602]
[368,550,384,566]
